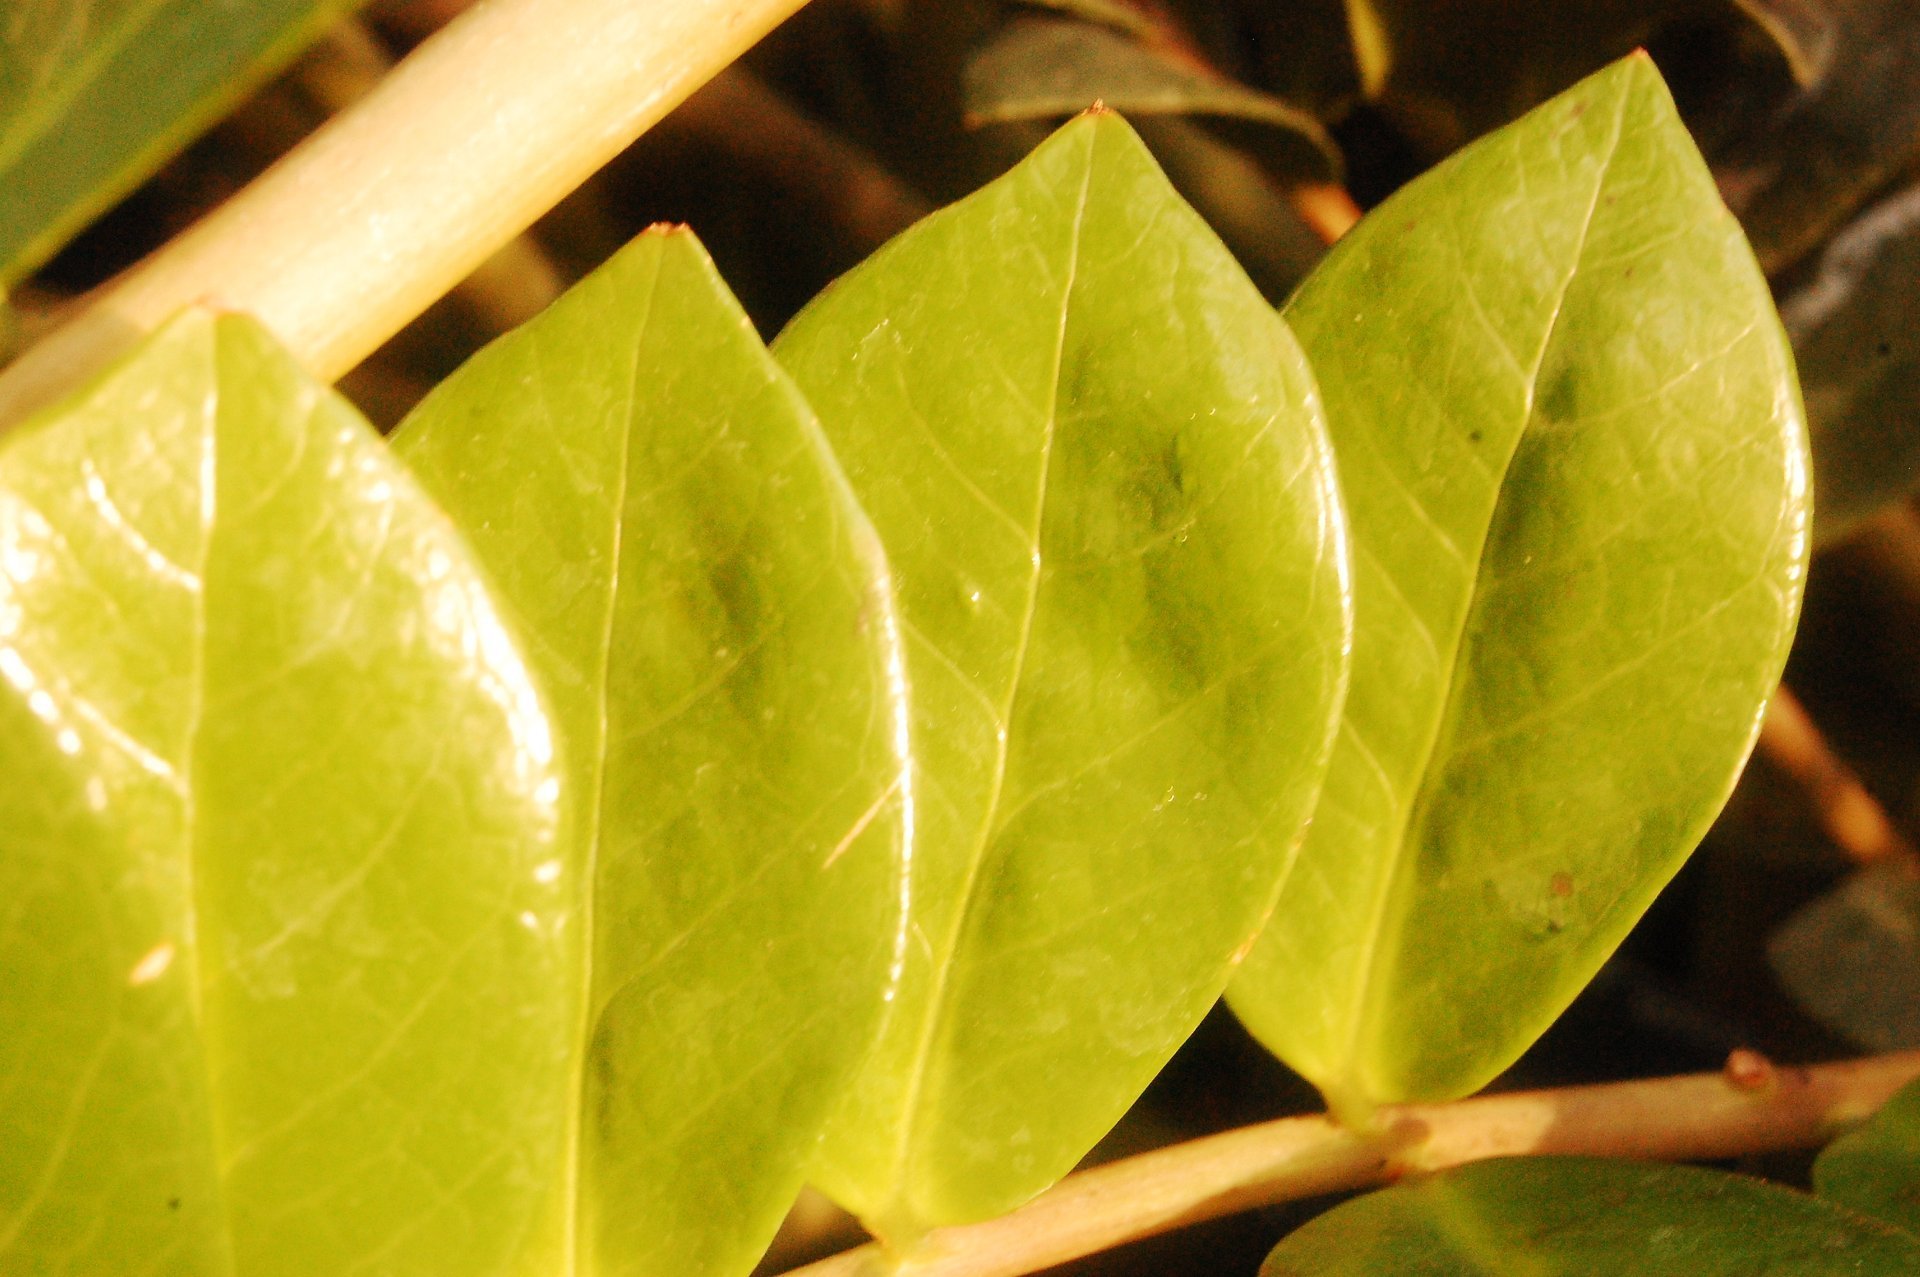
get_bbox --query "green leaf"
[1228,55,1810,1119]
[0,0,363,285]
[1772,861,1920,1052]
[1262,1157,1920,1274]
[964,15,1340,179]
[0,312,571,1272]
[1815,1076,1920,1235]
[392,228,908,1277]
[773,110,1351,1238]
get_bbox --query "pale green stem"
[785,1050,1920,1277]
[0,0,814,429]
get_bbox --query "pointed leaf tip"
[1230,53,1809,1112]
[395,225,907,1277]
[775,109,1349,1231]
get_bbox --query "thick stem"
[785,1051,1920,1277]
[0,0,813,428]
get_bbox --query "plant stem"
[784,1050,1920,1277]
[0,0,813,428]
[1759,684,1920,868]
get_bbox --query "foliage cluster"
[4,2,1920,1275]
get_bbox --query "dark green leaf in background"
[1714,0,1920,273]
[0,0,363,286]
[1229,55,1810,1120]
[0,311,571,1273]
[1815,1074,1920,1235]
[1777,182,1920,542]
[965,15,1341,180]
[1262,1157,1920,1274]
[395,228,908,1277]
[775,110,1351,1238]
[1335,0,1741,154]
[1771,860,1920,1052]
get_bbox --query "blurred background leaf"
[0,0,367,287]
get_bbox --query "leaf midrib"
[561,245,666,1275]
[1329,77,1634,1101]
[182,324,238,1276]
[882,121,1099,1210]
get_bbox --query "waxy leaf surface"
[774,110,1351,1237]
[0,313,570,1273]
[1229,56,1810,1117]
[1815,1076,1920,1234]
[1262,1157,1920,1274]
[0,0,363,284]
[395,229,907,1277]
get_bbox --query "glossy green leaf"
[0,311,571,1272]
[392,228,907,1277]
[1815,1076,1920,1235]
[0,0,363,285]
[1229,55,1810,1119]
[774,110,1351,1238]
[1262,1157,1920,1274]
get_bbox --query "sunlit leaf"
[0,311,570,1272]
[1815,1075,1920,1235]
[0,0,365,285]
[393,227,908,1277]
[1262,1157,1920,1274]
[773,110,1351,1237]
[1229,55,1810,1119]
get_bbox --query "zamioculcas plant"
[1228,51,1809,1125]
[0,0,1902,1270]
